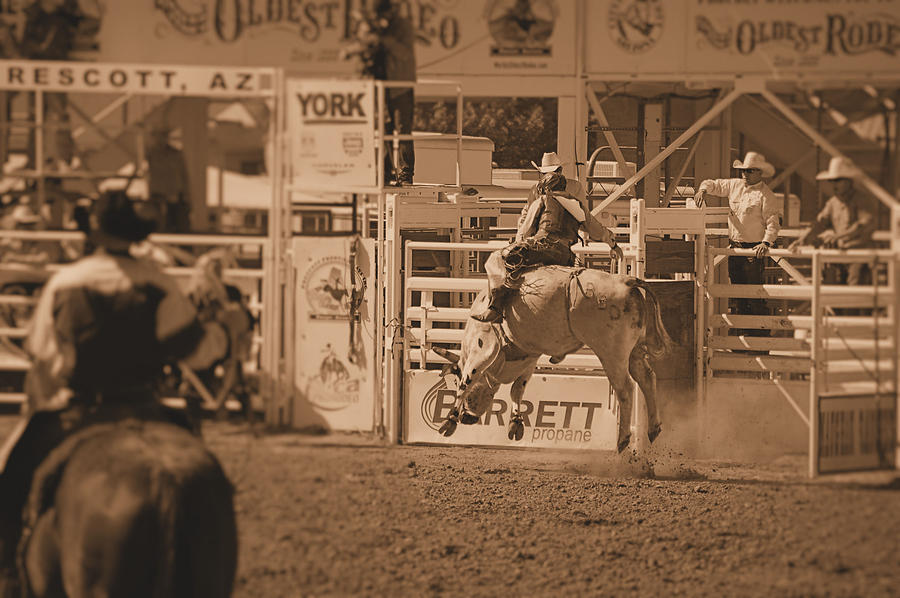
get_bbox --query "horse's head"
[433,345,498,424]
[458,318,504,392]
[433,318,506,425]
[189,249,236,317]
[195,248,237,280]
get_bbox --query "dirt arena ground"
[3,415,899,597]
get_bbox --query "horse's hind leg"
[630,346,661,443]
[587,343,635,453]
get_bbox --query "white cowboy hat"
[531,152,565,173]
[732,152,775,178]
[10,204,40,224]
[816,156,860,181]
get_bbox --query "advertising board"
[584,0,900,80]
[29,1,575,76]
[686,0,900,78]
[292,236,376,432]
[816,392,896,474]
[0,59,275,96]
[405,369,618,450]
[287,78,377,191]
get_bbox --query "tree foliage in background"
[414,98,558,169]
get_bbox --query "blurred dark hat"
[92,191,157,243]
[374,0,394,14]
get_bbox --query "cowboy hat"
[10,204,40,225]
[531,152,565,173]
[92,191,157,243]
[816,156,860,181]
[732,152,775,178]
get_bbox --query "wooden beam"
[760,89,899,210]
[769,109,882,189]
[585,84,630,183]
[662,131,704,207]
[591,88,743,215]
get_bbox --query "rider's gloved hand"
[609,242,624,263]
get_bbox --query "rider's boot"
[471,286,515,323]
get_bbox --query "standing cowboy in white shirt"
[695,152,781,337]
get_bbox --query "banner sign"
[687,0,900,76]
[585,0,900,79]
[816,392,896,475]
[287,78,377,190]
[0,60,275,96]
[417,0,577,76]
[585,0,688,75]
[404,370,618,450]
[12,1,575,77]
[292,237,376,432]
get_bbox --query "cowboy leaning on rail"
[789,157,877,286]
[472,152,624,323]
[0,191,207,597]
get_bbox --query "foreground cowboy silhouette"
[0,191,206,596]
[472,152,623,324]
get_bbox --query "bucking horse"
[434,265,672,453]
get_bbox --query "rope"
[563,268,585,342]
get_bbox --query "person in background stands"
[471,152,623,323]
[789,157,877,286]
[341,0,416,185]
[19,0,83,172]
[0,200,60,266]
[695,152,781,339]
[146,123,191,233]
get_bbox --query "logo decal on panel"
[608,0,664,54]
[302,256,365,320]
[484,0,558,56]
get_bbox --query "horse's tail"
[155,437,238,598]
[627,278,673,359]
[153,471,178,598]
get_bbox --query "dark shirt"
[20,5,78,60]
[25,251,203,406]
[147,143,190,202]
[349,9,416,81]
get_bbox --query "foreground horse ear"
[432,346,460,364]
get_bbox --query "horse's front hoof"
[617,434,631,453]
[439,419,458,437]
[507,419,524,441]
[648,422,662,443]
[459,411,479,425]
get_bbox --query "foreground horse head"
[437,264,673,452]
[20,421,237,597]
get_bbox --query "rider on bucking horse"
[471,152,624,323]
[0,191,208,597]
